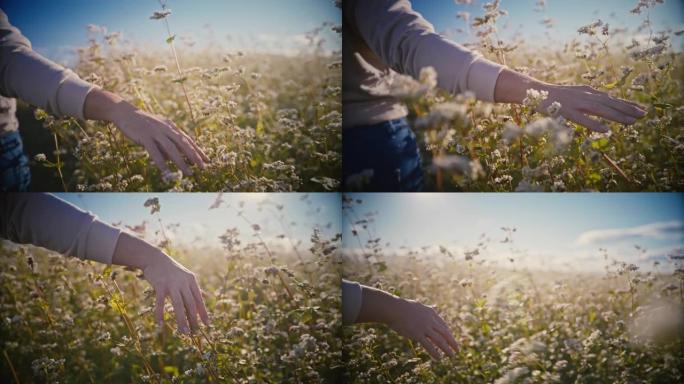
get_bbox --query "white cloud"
[576,221,683,246]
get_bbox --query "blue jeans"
[0,130,31,192]
[343,118,424,191]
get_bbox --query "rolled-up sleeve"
[0,9,94,119]
[342,279,363,325]
[346,0,504,101]
[0,193,121,264]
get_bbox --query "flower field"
[29,7,341,192]
[341,196,684,383]
[358,0,683,192]
[0,195,343,383]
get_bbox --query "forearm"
[493,68,548,104]
[83,88,136,123]
[355,284,404,325]
[111,232,168,270]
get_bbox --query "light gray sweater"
[0,9,94,134]
[342,0,505,128]
[0,194,121,265]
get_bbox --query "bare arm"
[354,284,458,360]
[494,68,646,132]
[0,193,209,334]
[0,10,207,176]
[83,88,209,176]
[111,232,209,333]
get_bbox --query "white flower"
[522,88,548,108]
[546,101,562,116]
[34,153,47,162]
[494,367,530,384]
[502,122,522,144]
[162,170,183,184]
[415,102,467,128]
[357,53,437,99]
[525,117,558,137]
[432,156,484,180]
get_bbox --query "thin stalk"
[158,0,196,123]
[3,350,21,384]
[53,133,67,192]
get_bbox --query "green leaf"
[166,34,176,44]
[603,81,618,90]
[102,265,112,280]
[653,103,672,109]
[591,137,609,150]
[588,309,597,324]
[171,76,187,84]
[163,366,179,376]
[109,291,125,313]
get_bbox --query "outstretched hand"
[354,284,459,360]
[111,232,209,334]
[494,68,647,133]
[540,84,646,133]
[386,298,459,360]
[142,252,210,334]
[84,88,209,177]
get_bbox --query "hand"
[539,84,646,133]
[494,68,647,133]
[111,233,209,334]
[84,88,209,176]
[142,252,210,334]
[385,298,459,360]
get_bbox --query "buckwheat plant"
[367,0,682,192]
[0,195,342,383]
[341,198,684,383]
[30,3,341,192]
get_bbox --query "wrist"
[112,232,169,271]
[84,88,136,124]
[494,68,549,105]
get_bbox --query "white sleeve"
[0,9,94,119]
[341,279,363,325]
[345,0,504,101]
[0,193,121,264]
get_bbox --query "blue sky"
[412,0,684,50]
[343,193,684,272]
[55,193,341,251]
[1,0,340,62]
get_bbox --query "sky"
[412,0,684,51]
[0,0,340,63]
[55,193,341,251]
[342,193,684,272]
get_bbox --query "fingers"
[190,278,210,326]
[170,134,205,171]
[427,329,455,358]
[578,102,637,125]
[588,93,646,119]
[180,288,200,331]
[417,336,442,360]
[155,289,166,327]
[432,318,459,353]
[166,119,210,163]
[145,142,171,175]
[158,138,192,176]
[170,290,190,334]
[564,110,609,133]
